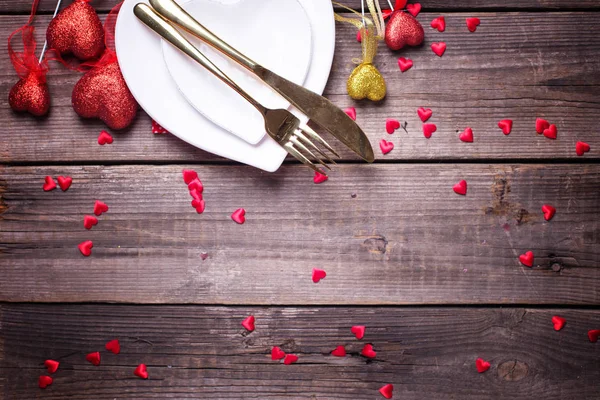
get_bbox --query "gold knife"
[147,0,375,163]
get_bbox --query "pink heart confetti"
[576,141,590,156]
[97,130,113,145]
[314,171,328,184]
[453,180,467,195]
[331,346,347,357]
[271,346,286,360]
[423,123,437,138]
[542,204,556,221]
[351,325,366,340]
[241,315,255,332]
[498,119,512,135]
[476,358,490,373]
[231,208,246,224]
[93,200,109,216]
[431,42,446,57]
[519,251,534,267]
[105,339,120,354]
[43,176,56,191]
[417,107,432,122]
[398,57,413,72]
[312,268,327,283]
[459,127,474,143]
[552,316,566,331]
[345,107,357,121]
[379,384,394,399]
[83,215,98,230]
[380,139,395,155]
[431,16,445,32]
[44,360,59,374]
[466,17,481,32]
[78,240,93,257]
[134,364,148,379]
[386,119,401,134]
[283,354,299,365]
[56,176,72,191]
[406,3,421,17]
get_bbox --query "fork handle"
[149,0,258,73]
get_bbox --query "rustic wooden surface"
[1,0,599,398]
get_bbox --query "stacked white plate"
[115,0,336,172]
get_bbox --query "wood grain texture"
[1,304,599,399]
[1,12,599,163]
[1,164,598,305]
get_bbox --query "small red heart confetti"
[182,169,198,185]
[542,204,556,221]
[312,268,327,283]
[398,57,413,72]
[86,351,101,366]
[417,107,432,122]
[406,3,421,17]
[576,141,590,156]
[379,384,394,399]
[466,17,481,32]
[345,107,357,121]
[188,178,204,194]
[284,354,299,365]
[459,127,474,143]
[43,176,57,191]
[56,176,72,191]
[271,346,286,360]
[314,171,328,184]
[498,119,513,135]
[39,375,53,389]
[380,139,395,155]
[386,119,401,134]
[361,343,376,358]
[453,180,467,195]
[83,215,98,230]
[93,200,109,216]
[192,198,206,214]
[588,329,600,342]
[134,363,148,379]
[44,359,59,374]
[536,118,550,134]
[241,315,255,332]
[552,316,566,331]
[151,119,168,134]
[476,358,490,373]
[105,339,120,354]
[431,42,446,57]
[351,325,366,340]
[331,345,346,357]
[543,124,557,140]
[519,251,534,267]
[423,123,437,139]
[97,130,113,145]
[231,208,246,224]
[431,16,445,32]
[78,240,93,257]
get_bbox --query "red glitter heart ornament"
[536,118,550,134]
[423,123,437,138]
[386,119,401,134]
[331,346,346,357]
[271,346,286,360]
[576,141,590,156]
[418,107,432,122]
[380,139,395,155]
[379,384,394,399]
[314,171,328,184]
[57,176,72,191]
[466,17,481,32]
[345,107,357,121]
[10,71,51,117]
[543,124,557,140]
[361,344,376,358]
[152,119,168,134]
[406,3,421,17]
[385,11,424,51]
[134,364,148,379]
[105,339,120,354]
[476,358,490,373]
[232,208,246,224]
[312,268,327,283]
[86,351,101,366]
[241,315,255,332]
[283,354,299,365]
[351,325,366,340]
[552,316,566,331]
[519,251,534,267]
[83,215,98,230]
[542,204,556,221]
[398,57,413,72]
[44,359,60,374]
[498,119,513,135]
[588,329,600,343]
[459,127,474,143]
[453,180,467,195]
[431,42,447,57]
[93,200,109,216]
[79,240,93,256]
[43,176,56,191]
[431,16,445,32]
[97,130,113,145]
[39,375,53,389]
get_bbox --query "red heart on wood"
[9,73,51,116]
[543,124,557,140]
[271,346,286,360]
[83,215,98,230]
[105,339,120,354]
[519,251,534,267]
[78,240,93,257]
[44,359,59,374]
[453,180,467,195]
[312,268,327,283]
[588,329,600,343]
[552,316,566,331]
[188,178,204,195]
[43,176,56,191]
[536,118,550,134]
[423,123,437,139]
[418,107,432,122]
[97,130,113,145]
[192,198,206,214]
[283,354,299,365]
[406,3,421,17]
[431,16,445,32]
[93,200,109,216]
[386,119,401,134]
[398,57,413,72]
[466,17,481,32]
[459,127,474,143]
[361,344,376,358]
[576,141,590,156]
[431,42,447,57]
[385,11,424,51]
[541,204,556,221]
[231,208,246,224]
[351,325,366,340]
[380,139,395,155]
[86,351,101,366]
[56,176,72,191]
[345,107,357,121]
[134,364,148,379]
[314,171,328,184]
[38,375,53,389]
[241,315,255,332]
[498,119,513,135]
[182,169,198,184]
[476,358,490,373]
[379,384,394,399]
[331,346,346,357]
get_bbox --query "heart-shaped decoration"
[406,3,421,17]
[312,268,327,283]
[241,315,255,332]
[192,198,206,214]
[418,107,432,122]
[361,344,376,358]
[9,72,51,116]
[93,200,109,216]
[347,63,386,101]
[78,240,93,257]
[44,359,60,374]
[386,119,401,134]
[351,325,366,340]
[552,315,566,331]
[459,127,474,143]
[576,141,590,156]
[431,16,445,32]
[271,346,286,360]
[542,204,556,221]
[152,119,168,134]
[519,251,534,267]
[331,346,346,357]
[83,215,98,230]
[188,179,204,195]
[97,130,113,145]
[46,0,105,60]
[182,169,198,184]
[379,384,394,399]
[453,180,467,195]
[284,354,299,365]
[423,123,437,139]
[543,124,557,140]
[73,62,138,130]
[498,119,513,135]
[536,118,550,134]
[86,351,101,366]
[588,329,600,343]
[431,42,447,57]
[398,57,413,72]
[43,176,56,191]
[314,171,328,184]
[39,375,53,389]
[476,358,490,373]
[105,339,120,354]
[466,17,481,32]
[134,364,148,379]
[344,107,357,121]
[57,176,72,191]
[385,11,424,51]
[380,139,395,155]
[232,208,246,224]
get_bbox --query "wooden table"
[1,0,599,398]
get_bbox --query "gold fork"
[134,3,338,174]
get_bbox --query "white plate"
[162,0,312,145]
[116,0,335,172]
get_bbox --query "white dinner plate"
[115,0,335,172]
[162,0,313,144]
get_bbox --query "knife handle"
[149,0,258,73]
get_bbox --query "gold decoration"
[347,62,386,101]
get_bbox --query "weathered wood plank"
[1,12,599,163]
[1,304,599,399]
[1,164,598,304]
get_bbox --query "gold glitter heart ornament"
[347,63,386,101]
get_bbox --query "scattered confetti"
[351,325,366,340]
[466,17,481,32]
[200,252,209,260]
[38,375,53,389]
[134,363,148,379]
[241,315,255,332]
[406,3,421,17]
[588,329,600,343]
[314,171,328,184]
[519,251,534,267]
[423,123,437,138]
[453,180,467,195]
[43,176,56,191]
[78,240,93,257]
[398,57,413,72]
[83,215,98,230]
[97,130,113,145]
[271,346,286,360]
[536,118,550,134]
[576,141,590,156]
[379,384,394,399]
[331,346,346,357]
[284,354,299,365]
[93,200,109,216]
[231,208,246,224]
[431,16,445,32]
[44,360,59,374]
[182,169,198,185]
[105,339,120,354]
[386,118,401,134]
[543,124,557,140]
[345,107,357,121]
[459,127,474,143]
[417,107,432,122]
[498,119,513,135]
[188,178,204,194]
[192,198,206,214]
[312,268,327,283]
[85,351,101,366]
[552,316,566,331]
[361,343,377,358]
[542,204,556,221]
[476,357,490,373]
[56,176,72,191]
[431,42,446,57]
[380,139,395,155]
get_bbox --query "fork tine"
[299,124,340,158]
[290,136,331,170]
[284,142,326,175]
[295,130,337,165]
